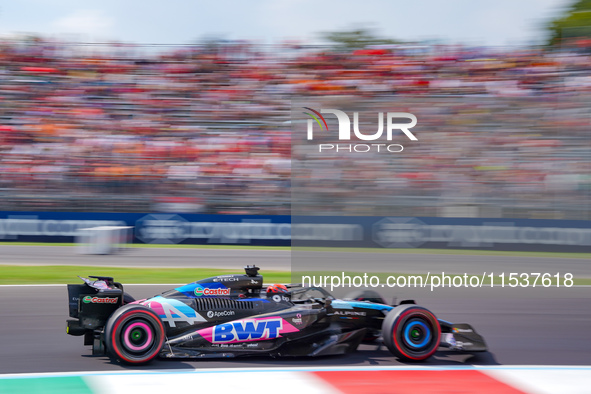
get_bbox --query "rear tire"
[382,304,440,362]
[104,305,164,365]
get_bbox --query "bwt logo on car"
[82,296,118,304]
[212,318,286,343]
[303,107,418,153]
[194,286,230,297]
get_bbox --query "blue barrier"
[292,216,591,252]
[0,212,291,246]
[0,212,589,252]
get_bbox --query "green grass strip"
[0,377,93,394]
[1,265,589,286]
[0,265,291,285]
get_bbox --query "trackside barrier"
[0,212,589,252]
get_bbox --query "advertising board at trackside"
[0,212,589,252]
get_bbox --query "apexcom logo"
[303,107,418,153]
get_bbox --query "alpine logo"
[334,311,367,316]
[82,296,118,304]
[197,317,299,344]
[143,296,206,327]
[194,286,230,297]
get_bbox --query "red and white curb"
[2,366,591,393]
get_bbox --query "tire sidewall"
[105,305,165,364]
[382,304,441,361]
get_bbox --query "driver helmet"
[266,284,288,294]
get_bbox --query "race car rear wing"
[67,276,124,331]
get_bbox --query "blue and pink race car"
[66,266,487,364]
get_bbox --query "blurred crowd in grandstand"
[0,37,589,218]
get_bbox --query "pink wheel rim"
[123,322,153,351]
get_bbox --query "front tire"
[104,305,164,364]
[382,304,441,362]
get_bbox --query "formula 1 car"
[66,266,487,364]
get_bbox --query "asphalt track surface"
[2,245,591,277]
[1,246,591,374]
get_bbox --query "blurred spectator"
[0,37,589,218]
